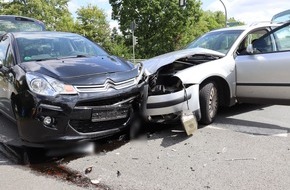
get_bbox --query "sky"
[68,0,289,28]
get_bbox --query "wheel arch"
[10,92,18,117]
[199,76,231,107]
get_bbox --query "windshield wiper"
[57,54,90,60]
[34,58,58,62]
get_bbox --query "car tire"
[199,81,219,125]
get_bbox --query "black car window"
[0,36,10,63]
[4,46,15,68]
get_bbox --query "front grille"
[69,118,128,133]
[76,93,139,107]
[74,78,136,93]
[71,93,139,133]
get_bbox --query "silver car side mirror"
[0,60,3,69]
[246,44,254,54]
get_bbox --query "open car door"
[235,22,290,104]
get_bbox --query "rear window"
[0,16,45,35]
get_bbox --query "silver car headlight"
[26,73,78,96]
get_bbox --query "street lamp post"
[131,20,136,64]
[219,0,227,27]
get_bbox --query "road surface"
[0,104,290,189]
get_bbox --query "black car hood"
[20,56,138,85]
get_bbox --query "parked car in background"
[0,31,146,147]
[142,15,290,125]
[0,15,45,34]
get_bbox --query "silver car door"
[235,23,290,104]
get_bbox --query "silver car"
[142,16,290,125]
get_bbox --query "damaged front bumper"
[145,84,201,123]
[14,82,146,148]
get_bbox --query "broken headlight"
[135,63,146,83]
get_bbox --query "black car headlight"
[135,63,146,83]
[26,73,78,96]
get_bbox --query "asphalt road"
[1,104,290,190]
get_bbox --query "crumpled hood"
[142,48,225,75]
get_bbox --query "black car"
[0,31,146,147]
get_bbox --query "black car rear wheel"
[199,82,218,125]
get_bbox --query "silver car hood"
[142,48,225,75]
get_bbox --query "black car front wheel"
[199,81,219,125]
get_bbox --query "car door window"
[237,29,268,55]
[274,24,290,51]
[4,46,14,68]
[252,23,290,54]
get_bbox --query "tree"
[75,4,111,49]
[227,17,245,27]
[181,10,245,47]
[109,0,202,58]
[0,0,75,31]
[109,27,131,59]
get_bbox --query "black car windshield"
[186,30,243,54]
[15,32,109,62]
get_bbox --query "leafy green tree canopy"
[109,0,202,58]
[75,4,111,49]
[109,27,131,59]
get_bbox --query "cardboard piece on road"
[181,111,198,136]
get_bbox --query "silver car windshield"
[16,33,109,62]
[186,30,243,54]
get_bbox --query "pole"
[131,20,136,64]
[219,0,227,27]
[132,30,135,64]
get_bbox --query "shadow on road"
[212,104,290,136]
[143,123,191,148]
[217,103,270,117]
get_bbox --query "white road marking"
[207,125,288,137]
[272,133,288,137]
[206,125,226,130]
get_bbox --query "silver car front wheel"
[199,82,219,125]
